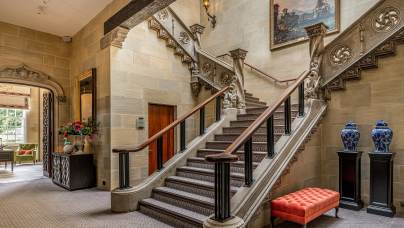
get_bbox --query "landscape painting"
[270,0,340,50]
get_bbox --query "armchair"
[15,144,38,164]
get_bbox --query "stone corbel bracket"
[100,26,129,49]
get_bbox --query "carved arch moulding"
[0,64,66,102]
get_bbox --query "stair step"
[206,141,268,152]
[152,187,214,216]
[223,126,286,134]
[139,198,207,228]
[214,133,282,142]
[197,148,267,163]
[245,96,261,103]
[177,166,244,187]
[187,157,259,173]
[230,119,294,127]
[165,176,239,198]
[246,106,299,115]
[245,102,267,108]
[238,111,297,120]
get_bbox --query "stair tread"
[207,140,268,144]
[198,148,267,154]
[178,166,245,178]
[166,176,239,192]
[154,187,214,205]
[216,133,283,136]
[140,198,208,224]
[188,156,259,166]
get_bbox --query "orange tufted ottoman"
[271,188,340,228]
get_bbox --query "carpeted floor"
[0,178,403,228]
[0,163,44,184]
[0,178,171,228]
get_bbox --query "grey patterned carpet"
[0,178,172,228]
[0,178,403,228]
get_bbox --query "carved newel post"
[224,48,247,109]
[304,23,328,99]
[190,24,205,47]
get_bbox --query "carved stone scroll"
[100,26,129,49]
[304,23,327,99]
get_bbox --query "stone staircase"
[138,92,298,227]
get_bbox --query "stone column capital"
[304,22,328,38]
[229,48,248,61]
[100,26,129,49]
[190,24,205,35]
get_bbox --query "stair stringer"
[111,109,238,213]
[228,99,327,225]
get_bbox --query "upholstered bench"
[271,188,340,228]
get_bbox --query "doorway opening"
[0,83,54,183]
[148,104,175,174]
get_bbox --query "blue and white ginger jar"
[371,120,393,153]
[340,121,360,151]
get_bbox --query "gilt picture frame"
[270,0,340,50]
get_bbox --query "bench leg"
[271,216,276,228]
[335,207,339,218]
[303,224,307,228]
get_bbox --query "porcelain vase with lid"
[340,121,360,151]
[371,120,393,153]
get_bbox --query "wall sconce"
[203,0,216,28]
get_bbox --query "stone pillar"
[190,24,205,47]
[229,48,248,86]
[304,23,327,99]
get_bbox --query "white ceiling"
[0,0,114,37]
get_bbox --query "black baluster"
[244,138,253,186]
[119,152,130,189]
[214,162,231,221]
[157,136,163,171]
[267,115,275,158]
[216,96,221,121]
[180,121,186,151]
[200,107,205,135]
[284,97,291,135]
[298,82,305,117]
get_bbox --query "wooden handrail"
[113,86,230,153]
[206,71,309,162]
[216,54,297,84]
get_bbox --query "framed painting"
[270,0,340,50]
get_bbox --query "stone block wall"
[321,45,404,214]
[0,21,71,152]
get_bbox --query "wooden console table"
[0,149,14,171]
[52,153,95,190]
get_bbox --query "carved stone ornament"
[223,81,243,109]
[0,64,65,102]
[190,24,205,35]
[179,31,190,44]
[156,8,169,21]
[330,45,353,65]
[190,64,201,97]
[202,62,215,82]
[220,72,233,86]
[229,48,248,61]
[100,26,129,49]
[373,6,401,32]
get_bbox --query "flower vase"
[73,135,85,154]
[371,120,393,153]
[340,121,360,151]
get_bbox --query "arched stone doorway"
[0,64,67,176]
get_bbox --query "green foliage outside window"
[0,108,25,143]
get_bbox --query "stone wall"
[0,21,71,152]
[320,44,404,215]
[200,0,380,104]
[26,87,40,160]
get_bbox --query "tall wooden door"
[148,104,175,174]
[42,92,54,177]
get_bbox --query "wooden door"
[42,92,54,177]
[148,104,175,174]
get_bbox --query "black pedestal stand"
[337,150,363,210]
[367,152,396,217]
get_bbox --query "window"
[0,108,25,144]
